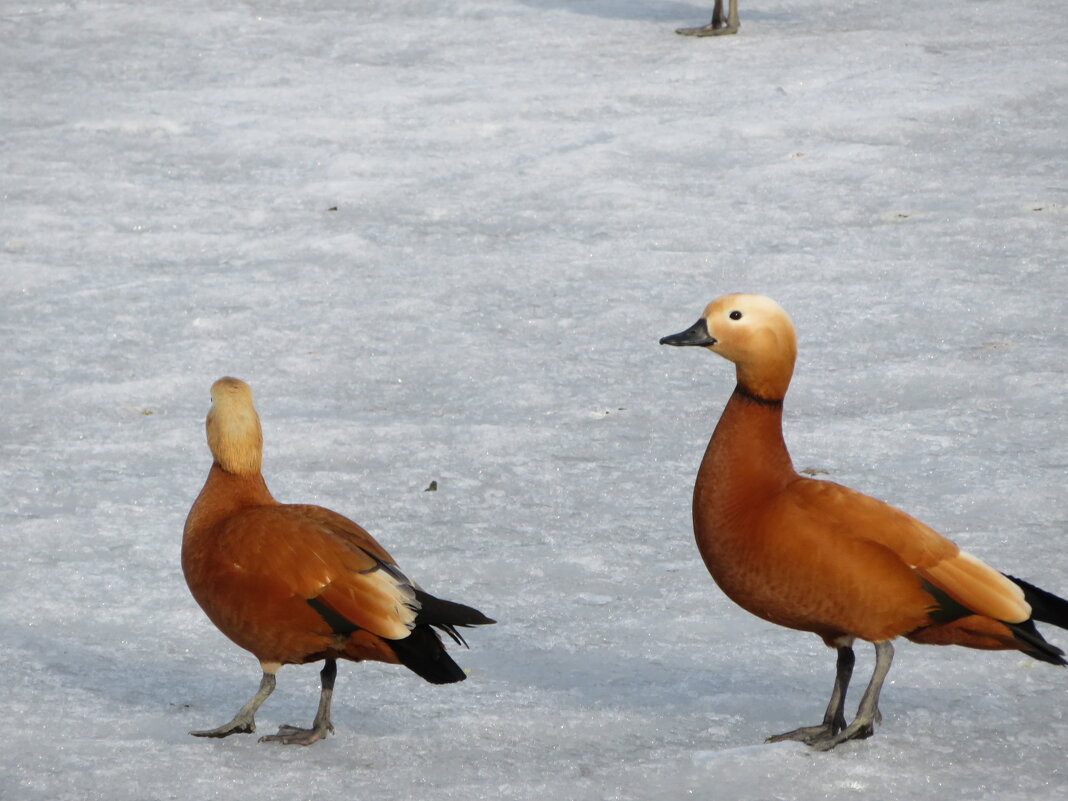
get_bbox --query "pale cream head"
[702,294,797,400]
[205,376,263,475]
[662,293,798,400]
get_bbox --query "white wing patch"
[920,549,1030,624]
[357,550,420,637]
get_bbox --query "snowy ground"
[2,0,1067,798]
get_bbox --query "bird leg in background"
[260,659,338,746]
[811,641,894,751]
[677,0,740,37]
[190,670,277,737]
[766,645,856,744]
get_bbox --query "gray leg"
[677,0,740,37]
[191,671,276,738]
[260,659,337,746]
[810,641,893,751]
[767,646,855,744]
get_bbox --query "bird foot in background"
[767,718,876,750]
[765,722,838,745]
[807,719,876,752]
[258,721,334,746]
[676,23,739,37]
[190,718,256,738]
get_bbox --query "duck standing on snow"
[182,377,494,745]
[660,294,1068,749]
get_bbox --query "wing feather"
[216,505,418,640]
[787,478,1029,623]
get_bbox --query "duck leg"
[260,659,337,745]
[677,0,740,37]
[767,645,855,744]
[809,641,893,750]
[191,670,277,737]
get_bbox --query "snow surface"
[2,0,1067,798]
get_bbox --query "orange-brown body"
[694,390,1024,650]
[183,464,404,668]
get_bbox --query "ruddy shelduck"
[661,294,1068,749]
[182,377,494,745]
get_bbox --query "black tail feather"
[388,624,469,684]
[1002,574,1068,665]
[413,589,496,647]
[1006,574,1068,629]
[310,587,492,684]
[1005,619,1067,666]
[386,591,494,684]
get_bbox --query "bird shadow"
[9,614,796,746]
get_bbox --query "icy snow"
[2,0,1067,799]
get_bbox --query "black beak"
[660,318,717,347]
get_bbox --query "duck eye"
[729,310,743,321]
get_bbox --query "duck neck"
[695,383,796,519]
[184,462,278,535]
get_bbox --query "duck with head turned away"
[660,293,1068,750]
[182,377,494,746]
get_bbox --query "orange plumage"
[662,294,1068,749]
[182,377,494,745]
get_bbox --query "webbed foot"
[807,718,876,751]
[258,720,334,746]
[676,23,739,37]
[190,715,256,738]
[766,722,837,745]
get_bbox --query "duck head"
[205,376,263,475]
[660,293,798,402]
